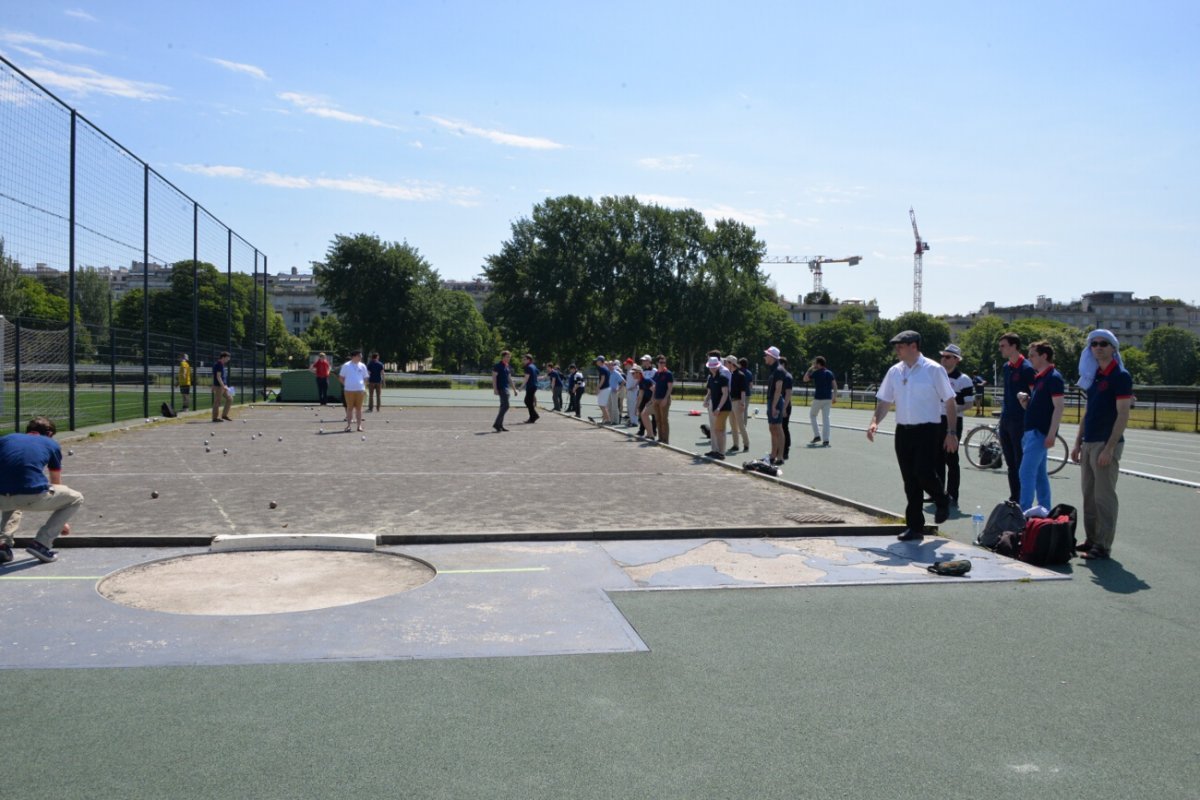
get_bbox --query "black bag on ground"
[977,500,1025,549]
[995,531,1021,558]
[160,402,177,418]
[979,441,1003,469]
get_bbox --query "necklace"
[901,361,914,385]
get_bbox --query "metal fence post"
[110,322,117,423]
[13,320,20,429]
[68,110,77,431]
[142,164,150,419]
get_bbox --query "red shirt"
[313,359,331,378]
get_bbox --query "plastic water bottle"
[972,505,985,540]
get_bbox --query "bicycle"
[962,423,1070,475]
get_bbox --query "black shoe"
[822,441,830,447]
[810,436,822,444]
[934,504,950,524]
[771,458,784,466]
[493,426,503,432]
[896,529,924,542]
[713,452,725,460]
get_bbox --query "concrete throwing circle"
[97,550,436,616]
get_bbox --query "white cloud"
[64,9,97,22]
[278,91,401,130]
[177,163,480,206]
[24,61,170,101]
[636,154,698,171]
[635,193,693,208]
[0,30,99,54]
[700,204,785,228]
[208,57,269,81]
[424,114,564,150]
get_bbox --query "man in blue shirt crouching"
[0,416,84,564]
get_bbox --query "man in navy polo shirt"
[594,356,612,424]
[492,350,518,432]
[803,356,837,447]
[651,354,673,443]
[1016,341,1065,511]
[0,416,84,564]
[547,362,563,411]
[521,354,540,423]
[998,332,1037,502]
[1071,329,1133,560]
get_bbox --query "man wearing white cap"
[1071,329,1133,560]
[867,331,959,541]
[936,344,975,506]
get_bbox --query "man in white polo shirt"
[866,330,959,541]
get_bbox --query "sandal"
[1075,540,1095,552]
[1081,547,1110,560]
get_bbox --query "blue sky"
[1,1,1197,319]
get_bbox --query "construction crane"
[761,255,862,296]
[909,207,930,312]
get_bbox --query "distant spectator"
[310,352,332,406]
[178,353,192,411]
[212,351,233,422]
[366,352,385,412]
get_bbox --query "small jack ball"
[68,449,74,456]
[222,449,228,455]
[269,501,278,509]
[151,491,159,499]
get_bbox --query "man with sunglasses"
[0,416,84,564]
[1071,331,1133,560]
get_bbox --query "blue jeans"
[1019,429,1051,511]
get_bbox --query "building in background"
[946,291,1200,348]
[778,296,880,327]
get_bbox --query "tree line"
[6,198,1200,384]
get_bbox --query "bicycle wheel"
[1048,433,1070,475]
[963,425,1001,469]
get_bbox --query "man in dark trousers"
[867,331,959,541]
[521,354,540,423]
[0,416,84,564]
[492,350,518,432]
[998,333,1037,502]
[936,344,975,506]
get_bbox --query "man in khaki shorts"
[339,349,369,432]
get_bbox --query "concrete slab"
[0,535,1064,670]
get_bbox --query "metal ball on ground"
[151,491,159,499]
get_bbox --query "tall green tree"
[0,237,28,318]
[800,306,888,387]
[955,315,1009,380]
[432,291,491,373]
[1118,346,1158,384]
[1143,326,1199,385]
[484,195,768,370]
[302,314,344,356]
[316,234,441,369]
[878,312,952,361]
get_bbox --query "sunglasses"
[1089,341,1111,348]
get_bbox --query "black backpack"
[977,500,1025,549]
[160,402,177,418]
[979,441,1003,469]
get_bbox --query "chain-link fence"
[0,54,268,432]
